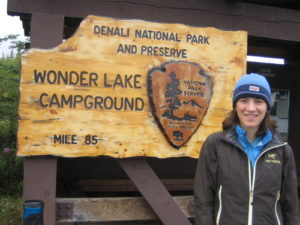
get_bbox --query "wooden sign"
[148,61,213,148]
[17,15,247,158]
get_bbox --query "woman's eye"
[239,98,248,103]
[255,99,264,104]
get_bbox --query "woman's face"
[235,97,268,132]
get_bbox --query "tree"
[0,34,26,196]
[1,34,27,57]
[161,72,182,119]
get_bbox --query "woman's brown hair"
[222,109,277,137]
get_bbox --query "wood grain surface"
[17,15,247,158]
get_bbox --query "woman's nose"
[246,101,256,110]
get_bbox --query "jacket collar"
[223,128,285,150]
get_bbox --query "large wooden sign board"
[17,15,247,158]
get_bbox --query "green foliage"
[0,54,23,196]
[0,34,26,56]
[0,34,26,225]
[0,149,23,196]
[0,195,22,225]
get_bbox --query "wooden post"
[22,12,64,225]
[118,158,192,225]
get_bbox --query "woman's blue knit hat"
[233,73,271,109]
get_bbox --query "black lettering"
[101,26,106,35]
[140,45,147,54]
[104,73,112,88]
[134,75,141,89]
[135,29,141,38]
[89,73,98,86]
[153,46,159,56]
[135,29,181,42]
[182,49,187,58]
[94,25,100,34]
[47,70,57,84]
[198,35,204,44]
[124,75,133,88]
[204,36,209,45]
[71,135,77,144]
[156,31,162,40]
[61,94,73,108]
[113,74,124,88]
[70,71,79,85]
[73,95,83,108]
[39,94,145,111]
[94,96,103,109]
[122,28,130,37]
[124,45,137,54]
[124,97,134,111]
[80,71,88,86]
[186,34,192,42]
[139,45,186,58]
[117,43,125,53]
[54,134,62,144]
[114,27,120,36]
[169,33,175,41]
[57,71,68,85]
[148,46,153,55]
[49,94,61,108]
[54,134,77,144]
[107,26,114,36]
[64,135,72,144]
[84,95,93,109]
[192,35,197,44]
[170,48,176,57]
[135,97,144,111]
[186,34,210,45]
[104,96,113,109]
[91,135,98,145]
[117,44,137,54]
[114,97,123,110]
[175,33,181,42]
[142,30,149,39]
[85,135,98,145]
[39,93,48,107]
[35,70,99,86]
[34,70,47,83]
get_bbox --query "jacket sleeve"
[280,145,300,225]
[194,134,218,225]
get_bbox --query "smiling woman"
[194,73,299,225]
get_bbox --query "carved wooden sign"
[148,61,213,148]
[17,15,247,158]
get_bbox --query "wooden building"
[7,0,300,224]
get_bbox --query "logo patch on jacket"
[265,153,281,164]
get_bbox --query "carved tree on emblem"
[161,72,182,120]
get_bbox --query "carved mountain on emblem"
[182,100,204,108]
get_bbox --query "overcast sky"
[0,0,25,56]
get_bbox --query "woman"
[194,73,299,225]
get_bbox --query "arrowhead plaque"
[148,61,213,148]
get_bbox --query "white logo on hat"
[249,85,259,92]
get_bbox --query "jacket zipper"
[248,159,253,225]
[248,143,287,225]
[216,185,223,225]
[275,191,281,225]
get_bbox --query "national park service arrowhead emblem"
[148,61,213,148]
